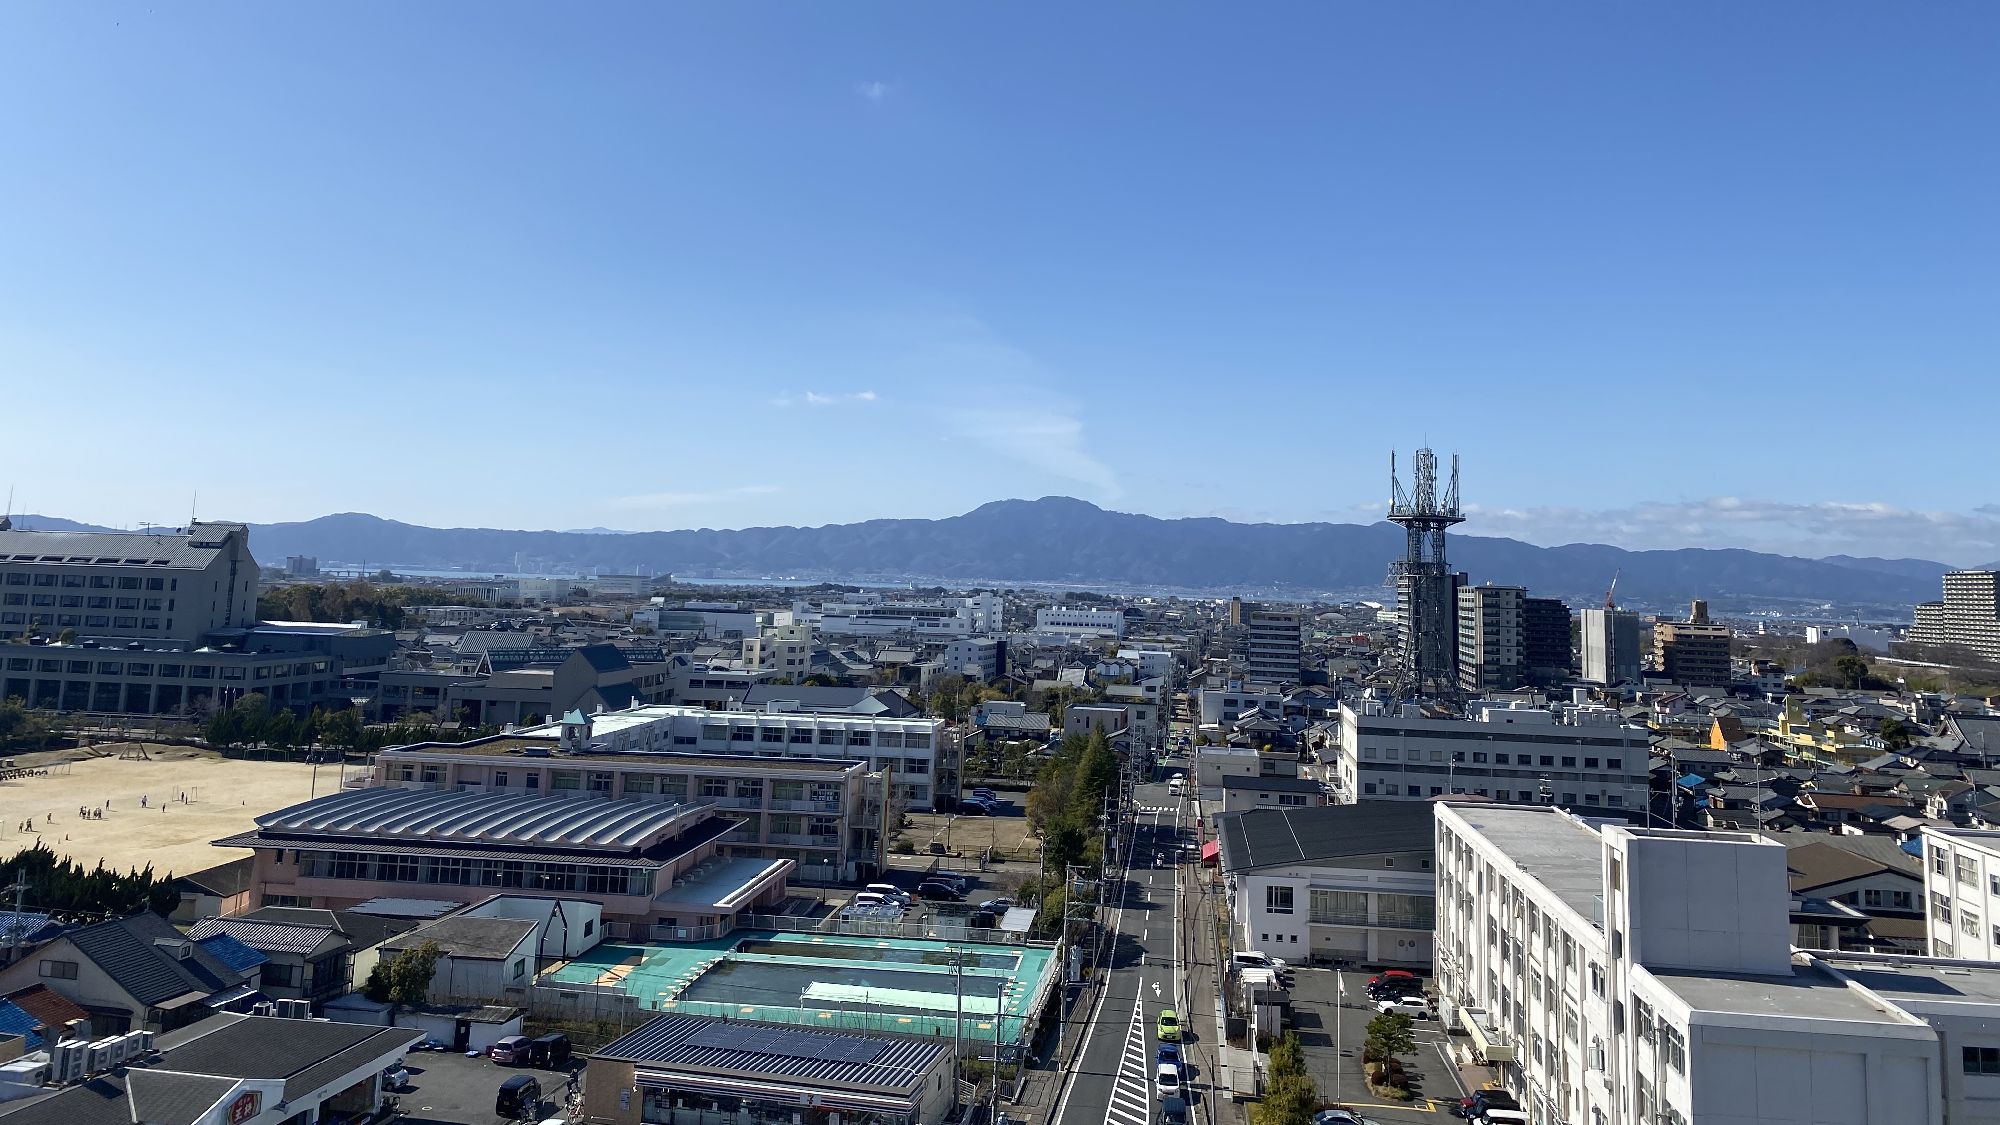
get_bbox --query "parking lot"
[390,1045,586,1124]
[1283,967,1469,1122]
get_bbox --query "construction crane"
[1604,570,1621,611]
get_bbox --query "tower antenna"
[1387,447,1466,704]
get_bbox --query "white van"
[864,883,911,903]
[1230,950,1287,973]
[1167,777,1185,795]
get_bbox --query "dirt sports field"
[0,743,337,878]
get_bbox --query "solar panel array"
[685,1022,882,1065]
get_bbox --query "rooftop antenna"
[0,487,12,532]
[188,490,198,532]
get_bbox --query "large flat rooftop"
[379,736,864,771]
[1648,961,1913,1026]
[1445,804,1605,922]
[1820,955,2000,1008]
[242,786,709,849]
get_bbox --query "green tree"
[1880,716,1913,751]
[385,941,444,1006]
[1254,1036,1317,1125]
[1363,1011,1416,1063]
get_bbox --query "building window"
[1266,886,1295,914]
[1660,1024,1686,1074]
[1960,855,1981,887]
[1936,848,1952,876]
[1964,1046,2000,1076]
[39,960,78,980]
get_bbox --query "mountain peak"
[965,496,1106,518]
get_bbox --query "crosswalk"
[1103,1000,1154,1125]
[1136,805,1177,816]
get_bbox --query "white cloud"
[857,80,893,103]
[773,390,879,409]
[601,485,780,510]
[963,410,1123,498]
[1459,497,2000,565]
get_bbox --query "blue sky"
[2,4,1996,561]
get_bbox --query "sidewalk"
[1184,820,1244,1125]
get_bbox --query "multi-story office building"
[1909,571,2000,664]
[1244,607,1303,685]
[741,624,812,682]
[373,728,878,883]
[1435,804,1950,1125]
[1033,606,1125,639]
[0,520,258,644]
[477,702,958,812]
[1335,699,1649,815]
[1652,599,1731,686]
[1457,585,1526,693]
[1580,608,1643,686]
[1522,597,1572,683]
[0,521,397,715]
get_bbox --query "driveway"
[1284,967,1467,1122]
[391,1046,586,1124]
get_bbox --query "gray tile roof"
[123,1070,237,1125]
[0,526,230,570]
[187,917,341,957]
[0,1074,132,1125]
[1215,803,1434,873]
[160,1014,423,1100]
[64,913,244,1007]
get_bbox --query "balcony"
[767,798,843,813]
[706,795,765,810]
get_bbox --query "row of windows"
[1360,746,1623,770]
[1360,780,1625,807]
[0,614,165,630]
[298,851,652,895]
[2,573,173,590]
[1,594,169,610]
[0,657,329,678]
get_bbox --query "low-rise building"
[0,914,256,1035]
[1217,774,1330,814]
[582,1013,957,1125]
[2,1012,419,1125]
[1216,803,1434,967]
[216,787,792,942]
[1033,606,1125,639]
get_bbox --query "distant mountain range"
[11,498,1984,609]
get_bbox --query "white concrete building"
[742,623,811,682]
[937,636,1004,681]
[1197,682,1286,728]
[1217,803,1435,967]
[1336,699,1649,815]
[1116,647,1176,680]
[1581,608,1643,686]
[1436,804,1946,1125]
[1920,827,2000,960]
[1034,606,1125,639]
[798,592,1002,638]
[1805,624,1898,654]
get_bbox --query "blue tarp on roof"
[1676,773,1708,789]
[0,999,43,1049]
[195,932,269,975]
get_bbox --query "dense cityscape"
[3,6,1996,1125]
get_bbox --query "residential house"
[0,913,255,1034]
[1215,802,1435,967]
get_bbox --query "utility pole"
[3,875,29,964]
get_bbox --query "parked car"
[1156,1009,1181,1042]
[381,1063,410,1090]
[529,1032,571,1069]
[932,871,972,892]
[488,1035,533,1065]
[1368,969,1417,988]
[1374,995,1432,1017]
[1457,1089,1521,1118]
[1312,1111,1382,1125]
[1230,951,1288,972]
[495,1074,542,1119]
[958,801,990,816]
[1157,1095,1190,1125]
[979,897,1015,912]
[1155,1061,1182,1099]
[917,881,964,901]
[864,883,912,903]
[1476,1111,1530,1125]
[971,788,997,801]
[1156,1043,1181,1066]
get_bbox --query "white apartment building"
[1910,572,2000,664]
[1336,699,1649,815]
[1217,803,1435,967]
[741,624,811,682]
[1197,681,1286,728]
[798,593,1002,638]
[498,702,958,811]
[1920,827,2000,960]
[1034,606,1125,639]
[936,636,1004,681]
[1244,608,1303,685]
[1116,647,1176,681]
[1436,804,1947,1125]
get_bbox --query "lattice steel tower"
[1388,448,1465,702]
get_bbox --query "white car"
[1374,995,1432,1017]
[1155,1061,1183,1100]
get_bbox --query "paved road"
[1054,780,1193,1125]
